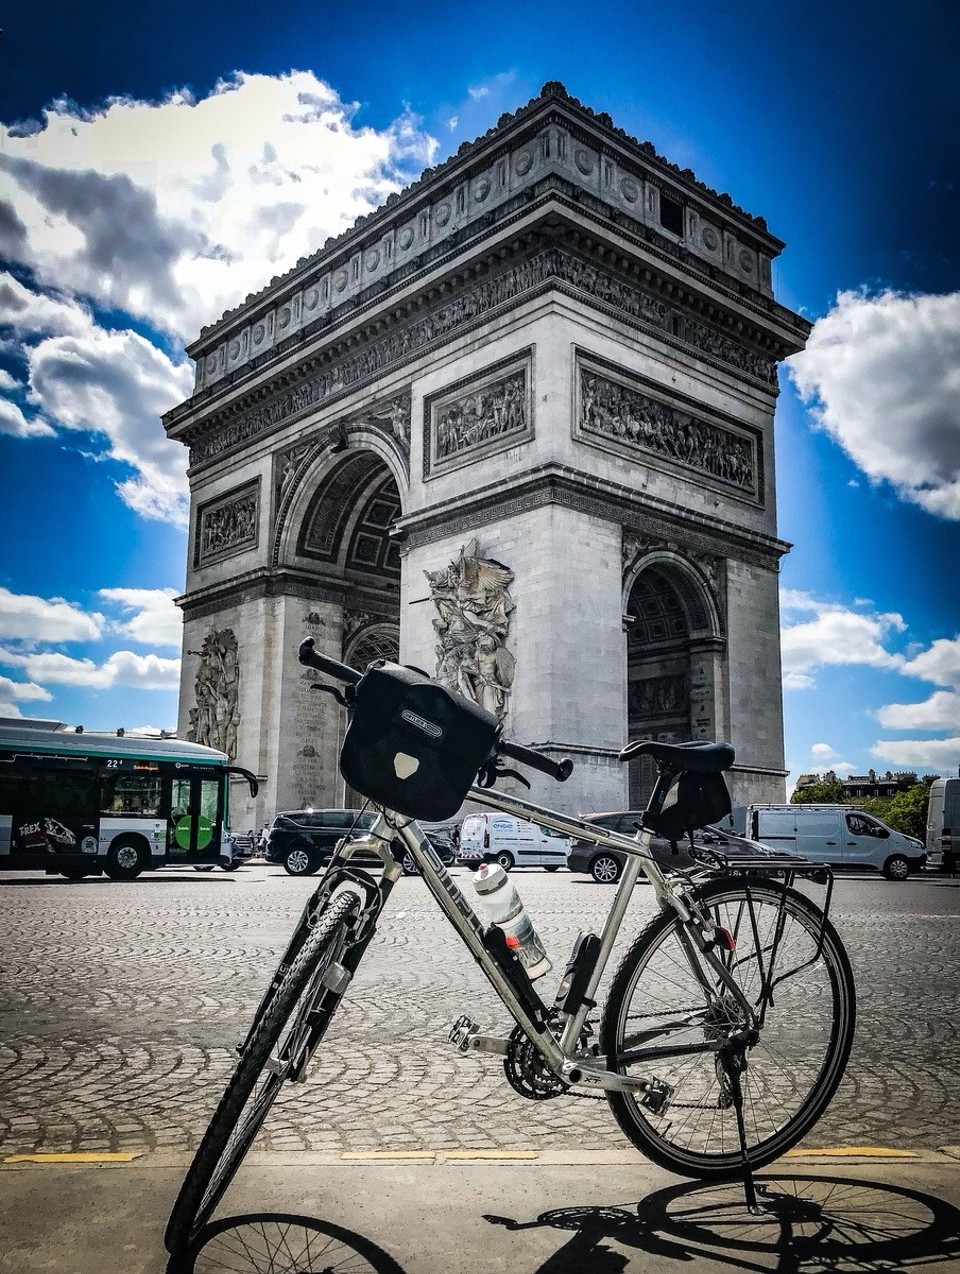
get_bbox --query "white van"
[926,776,960,872]
[747,804,926,880]
[458,813,571,871]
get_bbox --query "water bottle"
[472,863,552,980]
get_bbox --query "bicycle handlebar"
[299,636,572,784]
[298,636,362,684]
[498,738,573,784]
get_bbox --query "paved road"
[1,864,958,1158]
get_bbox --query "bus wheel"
[61,866,88,882]
[105,838,147,881]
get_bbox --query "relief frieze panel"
[194,480,259,567]
[578,358,759,499]
[424,352,532,478]
[188,249,777,468]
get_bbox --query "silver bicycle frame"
[336,783,758,1097]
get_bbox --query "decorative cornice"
[393,464,791,568]
[178,243,792,472]
[192,82,778,352]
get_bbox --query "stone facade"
[165,83,808,829]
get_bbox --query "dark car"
[567,812,778,883]
[263,809,382,876]
[263,809,455,876]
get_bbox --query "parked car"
[458,813,571,871]
[567,812,781,883]
[262,809,455,876]
[263,809,383,876]
[567,811,694,882]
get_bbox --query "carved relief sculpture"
[580,367,757,494]
[436,370,526,460]
[196,483,259,565]
[186,628,240,760]
[425,539,516,722]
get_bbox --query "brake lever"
[477,762,531,791]
[310,681,353,708]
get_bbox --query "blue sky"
[1,0,958,787]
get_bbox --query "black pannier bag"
[648,770,732,842]
[339,662,501,821]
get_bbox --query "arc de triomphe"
[164,83,809,831]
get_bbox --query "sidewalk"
[3,1146,960,1273]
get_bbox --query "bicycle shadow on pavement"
[164,1211,406,1274]
[484,1172,960,1272]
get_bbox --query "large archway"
[624,555,724,807]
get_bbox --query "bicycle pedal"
[448,1014,480,1053]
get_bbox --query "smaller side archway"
[623,549,726,806]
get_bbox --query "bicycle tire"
[601,878,855,1179]
[165,888,364,1256]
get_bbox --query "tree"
[791,778,845,805]
[864,783,931,841]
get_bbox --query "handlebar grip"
[298,636,362,684]
[499,739,573,783]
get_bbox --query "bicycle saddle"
[619,739,735,773]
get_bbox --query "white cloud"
[780,593,906,690]
[900,635,960,688]
[876,690,960,730]
[0,271,92,339]
[870,737,960,770]
[0,73,438,528]
[0,369,19,390]
[0,72,437,339]
[0,587,104,642]
[98,588,182,648]
[0,703,24,719]
[0,648,180,690]
[26,316,194,525]
[788,289,960,519]
[0,395,54,438]
[0,674,51,702]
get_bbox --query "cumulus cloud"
[0,674,51,702]
[788,289,960,519]
[871,737,960,770]
[26,318,194,524]
[0,73,437,528]
[0,395,53,437]
[0,648,180,690]
[780,591,906,690]
[99,588,182,648]
[806,742,856,777]
[0,587,104,643]
[876,689,960,730]
[0,72,436,338]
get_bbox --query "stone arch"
[623,549,726,806]
[344,620,400,670]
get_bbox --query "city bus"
[0,719,258,881]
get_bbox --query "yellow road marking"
[785,1146,919,1158]
[3,1152,142,1164]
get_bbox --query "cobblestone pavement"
[0,865,958,1156]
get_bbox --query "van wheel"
[495,852,515,871]
[591,854,622,884]
[401,853,421,876]
[544,865,560,872]
[105,838,148,881]
[284,845,317,876]
[883,855,910,881]
[61,866,88,881]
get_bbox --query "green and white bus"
[0,719,258,881]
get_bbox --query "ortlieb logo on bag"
[339,662,501,821]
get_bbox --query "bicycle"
[165,638,856,1256]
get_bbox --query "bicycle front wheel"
[165,887,364,1256]
[602,879,855,1179]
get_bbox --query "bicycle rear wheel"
[165,887,364,1256]
[602,879,855,1179]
